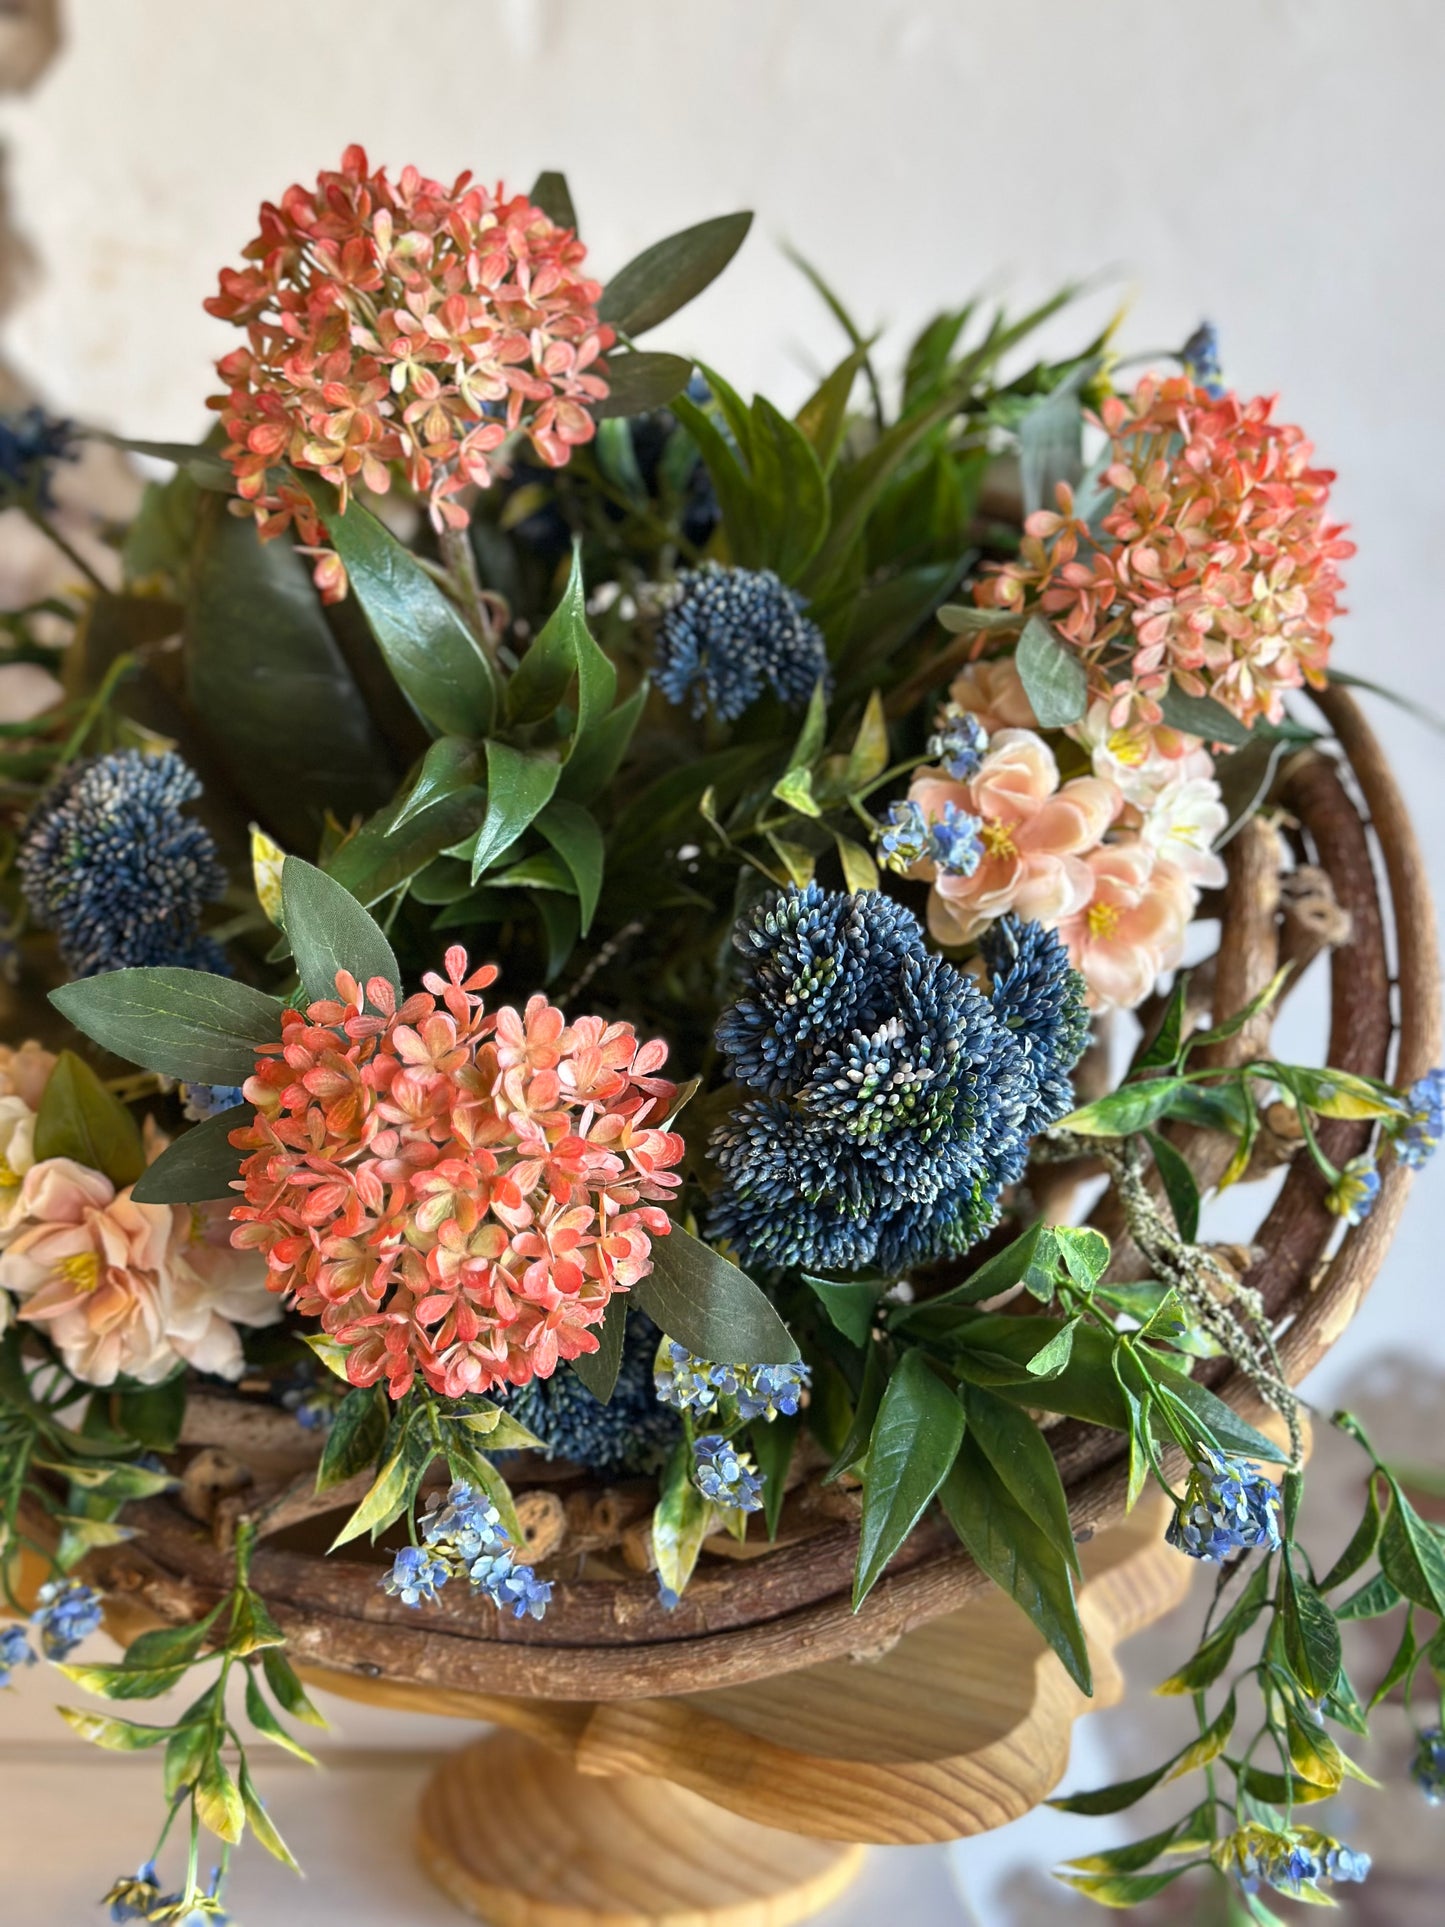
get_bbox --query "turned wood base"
[414,1728,866,1925]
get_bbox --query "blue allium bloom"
[1412,1726,1445,1803]
[31,1578,103,1660]
[1181,321,1227,399]
[927,705,989,781]
[1326,1154,1380,1226]
[506,1313,680,1473]
[653,563,830,722]
[1166,1451,1282,1562]
[19,750,228,979]
[1397,1067,1445,1169]
[927,802,983,877]
[0,1622,35,1686]
[654,1342,809,1423]
[693,1434,765,1512]
[708,888,1088,1273]
[381,1482,551,1620]
[878,799,931,875]
[181,1083,245,1122]
[0,406,76,508]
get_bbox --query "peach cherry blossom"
[228,947,684,1401]
[910,728,1120,948]
[945,655,1038,736]
[1056,842,1195,1011]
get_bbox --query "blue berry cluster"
[19,750,228,979]
[1165,1452,1282,1562]
[653,563,830,722]
[0,406,76,508]
[381,1482,550,1621]
[1412,1725,1445,1803]
[1396,1067,1445,1169]
[654,1342,810,1423]
[693,1435,765,1512]
[505,1314,680,1474]
[707,889,1089,1273]
[32,1578,104,1660]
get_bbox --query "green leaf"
[1049,1759,1178,1816]
[1319,1478,1385,1592]
[1016,614,1088,727]
[1335,1570,1402,1621]
[748,395,830,580]
[444,1439,524,1547]
[1282,1565,1343,1698]
[593,350,694,420]
[283,858,400,1010]
[854,1351,965,1608]
[48,970,282,1086]
[33,1050,144,1187]
[260,1648,328,1729]
[330,1442,415,1550]
[896,1221,1062,1319]
[942,1440,1092,1693]
[316,1385,388,1495]
[1025,1318,1079,1379]
[556,680,646,806]
[1380,1481,1445,1613]
[228,1590,287,1657]
[1151,1366,1289,1463]
[299,478,499,736]
[1187,967,1292,1057]
[116,1373,188,1453]
[1145,1131,1201,1243]
[1061,1811,1210,1877]
[239,1757,299,1868]
[327,786,489,908]
[131,1107,249,1206]
[652,1439,716,1598]
[1274,1064,1403,1122]
[534,800,605,935]
[1134,974,1191,1073]
[794,346,868,474]
[801,1273,881,1348]
[244,1669,318,1764]
[1017,366,1092,516]
[1055,1226,1111,1290]
[164,1721,212,1799]
[509,548,615,730]
[184,501,393,843]
[529,169,576,231]
[964,1385,1079,1573]
[391,737,482,832]
[568,1295,628,1404]
[632,1222,798,1365]
[825,1335,885,1483]
[123,1620,215,1671]
[57,1707,171,1750]
[1056,1869,1192,1907]
[1157,684,1252,748]
[55,1661,191,1701]
[833,832,879,894]
[1059,1077,1189,1137]
[751,1410,799,1541]
[1369,1610,1417,1709]
[600,212,753,336]
[669,392,761,564]
[468,742,561,882]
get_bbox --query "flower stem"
[21,503,109,594]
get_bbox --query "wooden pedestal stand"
[303,1497,1189,1926]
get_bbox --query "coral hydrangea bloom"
[228,947,684,1400]
[206,146,613,598]
[1056,842,1194,1010]
[975,376,1353,729]
[909,728,1120,947]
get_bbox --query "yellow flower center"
[0,1152,17,1189]
[1106,727,1146,768]
[980,819,1018,860]
[57,1250,102,1294]
[1087,900,1121,940]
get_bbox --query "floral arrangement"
[0,150,1441,1921]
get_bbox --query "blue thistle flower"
[927,705,989,781]
[0,406,76,509]
[653,563,830,722]
[708,888,1087,1274]
[1181,322,1227,399]
[693,1434,765,1511]
[505,1314,680,1473]
[1396,1067,1445,1169]
[1166,1451,1282,1561]
[1412,1725,1445,1803]
[1326,1154,1380,1226]
[31,1578,103,1659]
[0,1622,35,1686]
[19,750,227,979]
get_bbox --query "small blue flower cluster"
[0,406,76,508]
[1166,1452,1282,1562]
[1229,1824,1370,1900]
[505,1313,680,1474]
[654,1342,810,1423]
[1413,1725,1445,1803]
[653,563,830,722]
[0,1622,35,1686]
[32,1578,104,1659]
[708,889,1088,1273]
[877,799,982,878]
[1181,322,1227,400]
[104,1860,229,1924]
[927,704,990,781]
[181,1083,246,1122]
[1326,1153,1380,1227]
[1397,1067,1445,1169]
[381,1482,551,1621]
[693,1435,765,1512]
[19,750,228,979]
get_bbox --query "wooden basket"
[79,685,1440,1708]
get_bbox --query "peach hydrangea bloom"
[1056,842,1194,1010]
[910,728,1120,947]
[945,656,1038,736]
[0,1160,277,1385]
[229,947,684,1401]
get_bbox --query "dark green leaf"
[50,971,282,1085]
[556,681,646,806]
[315,1386,388,1495]
[1319,1477,1384,1592]
[1060,1077,1189,1137]
[593,351,695,420]
[794,346,867,474]
[1145,1131,1200,1243]
[131,1107,250,1205]
[282,855,399,1005]
[896,1221,1061,1318]
[327,786,489,908]
[1017,366,1092,516]
[825,1335,886,1483]
[164,1721,212,1798]
[1016,614,1087,727]
[260,1648,327,1729]
[1380,1482,1445,1613]
[854,1351,965,1607]
[244,1670,318,1764]
[633,1223,797,1365]
[569,1295,627,1404]
[1369,1610,1417,1709]
[33,1050,144,1186]
[468,742,561,882]
[534,800,604,935]
[801,1273,881,1347]
[529,169,576,231]
[533,889,580,983]
[1334,1570,1403,1621]
[239,1758,297,1868]
[1134,974,1191,1073]
[748,395,829,580]
[122,1620,215,1671]
[942,1440,1091,1693]
[1157,684,1252,748]
[1151,1367,1289,1463]
[1049,1759,1178,1816]
[963,1385,1079,1572]
[669,391,760,564]
[751,1411,799,1541]
[600,212,752,336]
[299,478,499,736]
[508,547,615,729]
[116,1373,188,1451]
[1282,1564,1343,1697]
[391,737,481,832]
[1026,1318,1079,1379]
